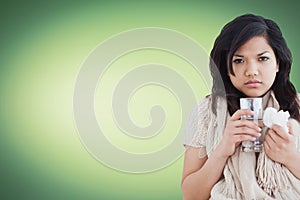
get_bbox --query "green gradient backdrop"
[1,1,300,199]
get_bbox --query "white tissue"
[263,107,290,132]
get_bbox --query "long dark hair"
[209,14,300,121]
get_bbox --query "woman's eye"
[232,59,244,64]
[259,56,269,61]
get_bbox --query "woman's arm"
[181,109,261,200]
[264,124,300,179]
[181,146,228,200]
[284,151,300,179]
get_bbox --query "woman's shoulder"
[187,95,212,124]
[197,94,211,105]
[183,95,212,148]
[193,95,211,112]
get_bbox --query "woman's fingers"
[271,125,290,141]
[232,127,261,138]
[231,109,254,121]
[222,109,262,150]
[233,120,261,132]
[287,122,293,135]
[234,134,256,142]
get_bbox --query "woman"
[181,14,300,200]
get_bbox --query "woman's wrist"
[210,146,229,162]
[283,150,300,168]
[281,150,300,180]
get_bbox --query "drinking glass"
[240,98,263,152]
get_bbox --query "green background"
[1,0,300,199]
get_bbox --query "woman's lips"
[244,80,262,87]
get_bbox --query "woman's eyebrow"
[257,51,270,56]
[233,51,270,57]
[233,54,244,57]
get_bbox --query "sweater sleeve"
[183,96,210,157]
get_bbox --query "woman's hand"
[215,109,261,158]
[264,123,298,165]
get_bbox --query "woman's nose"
[245,62,259,76]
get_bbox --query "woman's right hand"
[215,109,262,158]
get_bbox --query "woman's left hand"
[264,123,297,165]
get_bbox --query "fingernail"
[258,127,262,132]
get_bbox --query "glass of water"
[240,98,263,152]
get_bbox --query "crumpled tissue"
[263,107,290,132]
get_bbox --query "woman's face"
[228,36,279,97]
